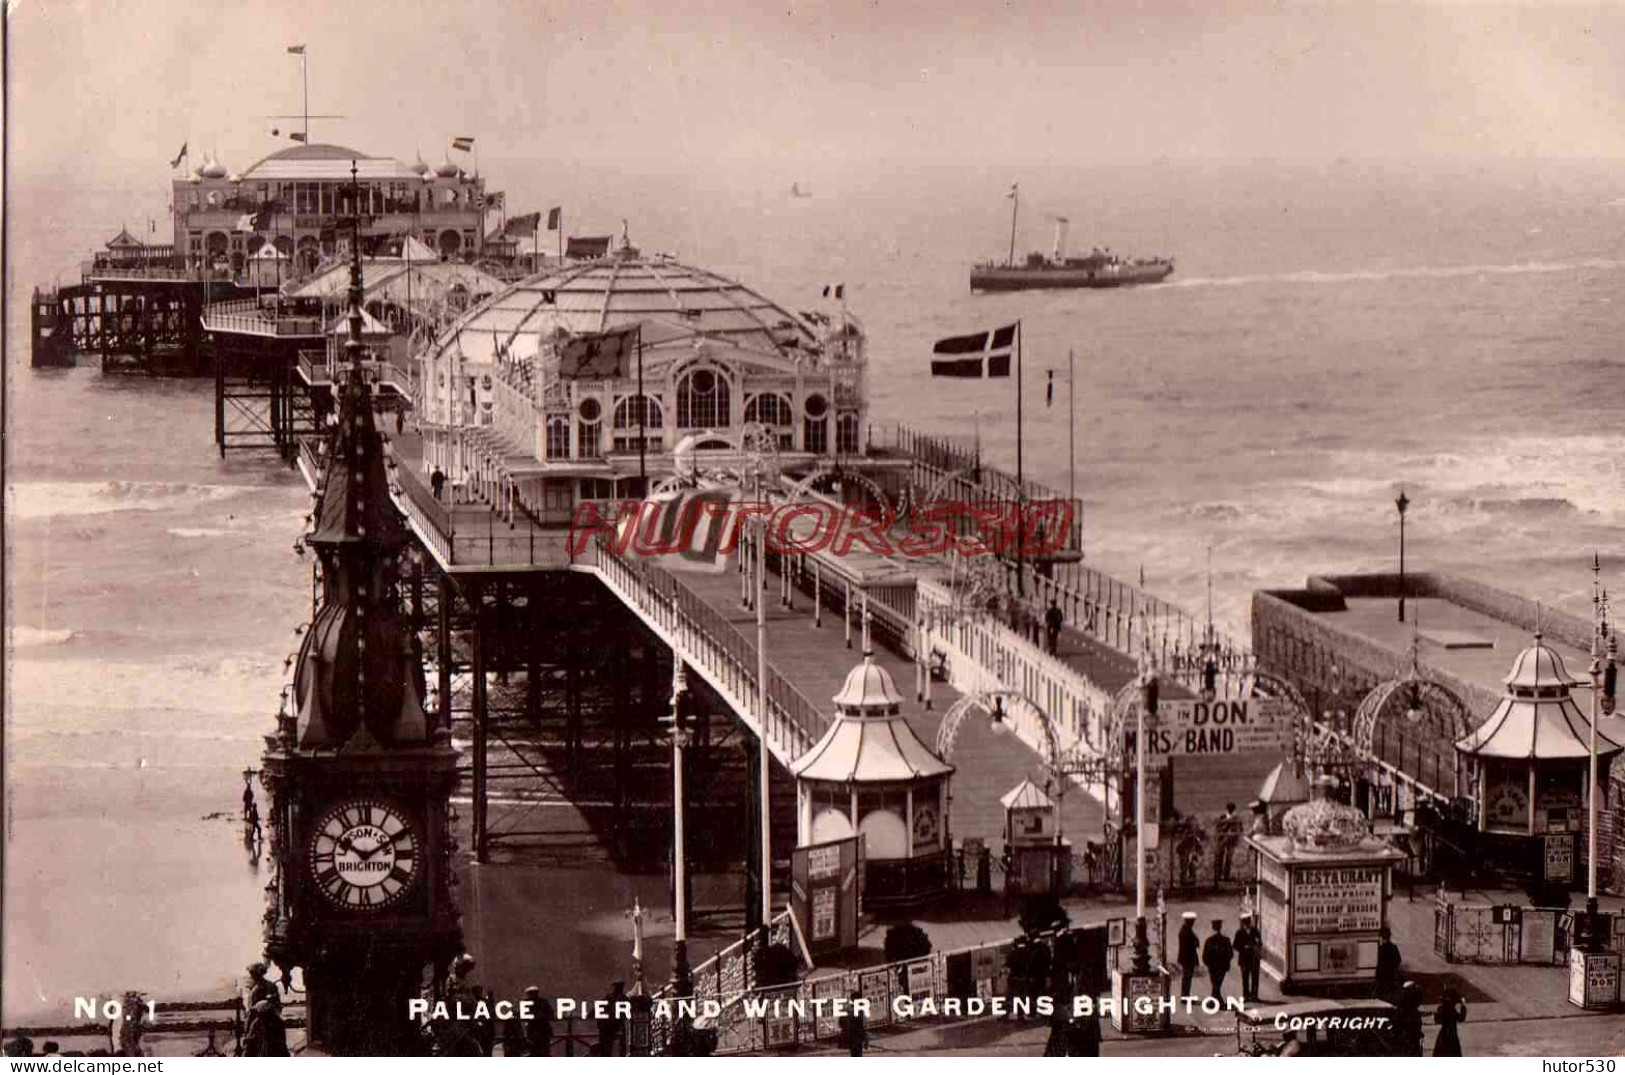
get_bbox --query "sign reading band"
[1129,698,1295,759]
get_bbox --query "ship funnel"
[1052,217,1070,262]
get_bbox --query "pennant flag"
[290,132,308,144]
[486,191,505,212]
[504,211,541,237]
[1007,183,1019,199]
[1046,369,1054,407]
[822,283,844,299]
[547,206,562,231]
[557,324,639,379]
[930,323,1017,378]
[169,142,188,168]
[614,486,742,574]
[287,44,305,55]
[452,136,475,152]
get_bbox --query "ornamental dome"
[435,153,460,178]
[833,653,905,716]
[1503,633,1579,691]
[201,156,228,179]
[1280,777,1369,851]
[412,152,430,176]
[421,253,821,368]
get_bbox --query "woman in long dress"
[1433,985,1466,1057]
[241,964,289,1057]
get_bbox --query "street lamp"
[1585,559,1613,940]
[1133,668,1159,973]
[661,662,695,1001]
[1395,490,1410,623]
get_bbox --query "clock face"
[308,800,420,912]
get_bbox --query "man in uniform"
[1044,600,1064,656]
[1375,928,1402,997]
[1176,911,1201,996]
[1235,913,1263,1003]
[1201,918,1233,1001]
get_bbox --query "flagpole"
[1015,319,1025,598]
[637,324,647,492]
[559,209,564,262]
[1069,346,1078,559]
[301,51,309,144]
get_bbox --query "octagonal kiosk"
[792,648,955,907]
[1001,779,1073,895]
[1247,776,1405,991]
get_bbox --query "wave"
[1170,257,1624,291]
[167,527,232,538]
[8,480,261,520]
[1450,496,1580,518]
[10,626,77,647]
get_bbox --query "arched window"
[743,392,793,427]
[546,417,569,460]
[612,394,664,454]
[577,397,602,459]
[676,367,730,429]
[836,412,861,455]
[803,394,829,455]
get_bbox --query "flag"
[615,486,742,574]
[557,325,639,379]
[504,211,541,237]
[1007,183,1019,199]
[930,323,1017,378]
[547,207,562,231]
[287,44,305,55]
[234,214,255,233]
[486,191,505,212]
[251,200,281,231]
[1046,369,1054,407]
[452,136,475,152]
[540,289,557,305]
[169,142,188,168]
[290,132,308,144]
[822,283,844,299]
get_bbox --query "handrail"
[590,541,828,761]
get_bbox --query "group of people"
[1005,598,1068,658]
[1175,912,1263,1003]
[428,954,627,1056]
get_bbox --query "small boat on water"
[790,182,812,198]
[970,189,1173,292]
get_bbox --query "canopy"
[1000,778,1054,812]
[1258,759,1312,805]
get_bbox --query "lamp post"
[1133,669,1159,973]
[1586,559,1611,935]
[1395,490,1410,623]
[662,662,694,1000]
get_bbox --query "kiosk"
[1000,779,1072,896]
[1247,777,1405,991]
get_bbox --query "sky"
[9,0,1625,189]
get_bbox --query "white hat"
[1182,911,1198,921]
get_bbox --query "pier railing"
[590,540,828,763]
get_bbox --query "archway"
[1351,675,1476,800]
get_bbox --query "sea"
[5,158,1623,1023]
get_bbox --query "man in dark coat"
[1044,600,1064,656]
[1202,919,1233,1001]
[1176,912,1201,996]
[1375,928,1402,997]
[523,986,553,1057]
[1392,981,1425,1057]
[1068,1006,1102,1056]
[1235,913,1263,1002]
[838,992,867,1056]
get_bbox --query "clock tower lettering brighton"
[259,176,462,1055]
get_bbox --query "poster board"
[790,836,860,956]
[1522,909,1558,964]
[1545,833,1576,883]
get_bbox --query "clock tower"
[259,204,462,1055]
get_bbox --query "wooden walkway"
[621,550,1108,851]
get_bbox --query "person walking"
[523,986,553,1057]
[839,992,868,1056]
[1213,803,1241,883]
[1044,600,1063,657]
[1176,911,1200,996]
[1392,981,1425,1057]
[1235,913,1263,1002]
[1202,919,1233,1001]
[1433,985,1466,1056]
[431,466,447,501]
[240,963,288,1057]
[1375,928,1402,997]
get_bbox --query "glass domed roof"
[422,252,820,369]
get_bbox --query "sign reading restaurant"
[1126,697,1295,759]
[1291,866,1385,934]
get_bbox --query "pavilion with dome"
[790,648,955,906]
[1454,632,1625,881]
[171,143,491,277]
[414,236,890,524]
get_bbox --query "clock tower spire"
[259,161,463,1055]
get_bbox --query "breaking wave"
[8,480,259,520]
[10,626,77,648]
[167,527,233,538]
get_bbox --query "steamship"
[970,195,1173,292]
